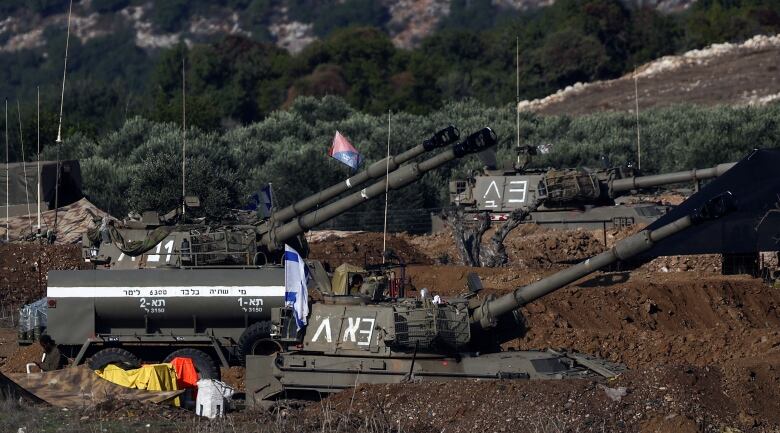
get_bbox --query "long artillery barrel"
[471,192,734,329]
[273,126,460,223]
[607,163,735,196]
[260,128,497,251]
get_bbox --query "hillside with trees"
[1,0,780,153]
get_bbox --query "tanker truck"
[40,126,496,379]
[446,145,735,229]
[245,191,735,403]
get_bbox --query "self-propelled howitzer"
[448,149,734,229]
[245,193,733,403]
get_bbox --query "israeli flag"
[284,245,309,330]
[259,183,274,219]
[247,183,275,218]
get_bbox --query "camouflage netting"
[93,225,178,257]
[0,198,109,244]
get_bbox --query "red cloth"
[169,357,199,389]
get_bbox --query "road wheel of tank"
[238,321,279,364]
[87,348,141,371]
[163,348,220,380]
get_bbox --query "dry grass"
[0,392,402,433]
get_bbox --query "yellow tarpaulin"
[96,363,180,406]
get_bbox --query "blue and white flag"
[284,244,309,330]
[259,183,274,218]
[246,183,275,218]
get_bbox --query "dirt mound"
[407,224,606,268]
[406,266,780,372]
[643,254,722,273]
[307,232,432,268]
[0,243,85,310]
[504,224,605,266]
[1,342,42,373]
[221,366,246,391]
[310,364,774,432]
[522,273,780,371]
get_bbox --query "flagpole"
[382,111,391,263]
[181,55,187,217]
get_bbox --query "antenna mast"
[36,87,40,232]
[5,99,8,242]
[382,110,391,263]
[17,100,32,234]
[515,37,520,166]
[634,68,641,171]
[53,0,74,238]
[181,55,187,216]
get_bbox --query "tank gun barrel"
[471,192,735,329]
[261,128,497,251]
[608,163,735,196]
[273,126,460,223]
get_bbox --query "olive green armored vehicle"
[244,190,735,403]
[39,125,486,378]
[447,145,735,229]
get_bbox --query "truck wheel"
[238,321,278,364]
[164,348,220,380]
[87,348,141,370]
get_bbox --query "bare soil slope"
[1,232,778,431]
[519,34,780,115]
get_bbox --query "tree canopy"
[42,97,780,226]
[2,0,780,142]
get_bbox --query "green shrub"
[52,99,780,225]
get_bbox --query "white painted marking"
[482,180,501,199]
[47,285,285,298]
[342,317,360,342]
[163,240,174,262]
[312,318,332,343]
[117,253,136,262]
[147,242,163,262]
[358,318,375,346]
[507,180,528,203]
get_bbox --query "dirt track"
[1,228,779,432]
